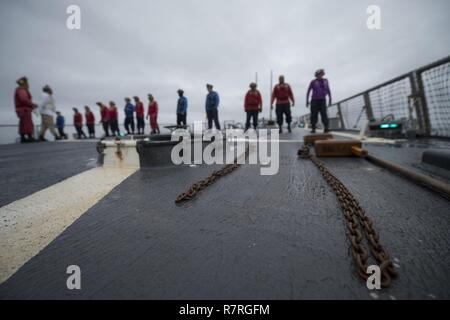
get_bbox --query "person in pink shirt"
[147,94,160,135]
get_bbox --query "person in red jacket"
[147,94,160,134]
[73,108,87,139]
[97,102,110,137]
[14,76,38,143]
[108,101,121,136]
[271,75,295,133]
[244,83,263,131]
[84,106,96,138]
[134,96,145,135]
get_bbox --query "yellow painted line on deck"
[0,167,137,284]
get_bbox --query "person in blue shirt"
[205,84,221,130]
[124,97,135,135]
[176,89,188,126]
[55,111,68,139]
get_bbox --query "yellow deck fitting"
[315,140,362,157]
[303,134,333,145]
[351,146,369,157]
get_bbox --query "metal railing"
[299,55,450,138]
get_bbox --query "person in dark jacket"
[306,69,332,133]
[205,84,221,130]
[73,108,87,139]
[244,83,263,131]
[124,97,135,134]
[176,89,188,126]
[56,111,68,139]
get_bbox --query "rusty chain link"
[175,163,242,203]
[298,144,398,287]
[175,146,249,204]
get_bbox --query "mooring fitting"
[312,138,450,199]
[314,139,362,157]
[303,133,333,145]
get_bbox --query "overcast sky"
[1,0,449,125]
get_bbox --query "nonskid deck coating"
[0,131,449,299]
[0,141,98,208]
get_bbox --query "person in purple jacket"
[306,69,332,133]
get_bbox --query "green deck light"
[380,124,390,129]
[389,124,399,128]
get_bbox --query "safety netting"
[421,62,450,137]
[339,95,367,130]
[369,77,412,122]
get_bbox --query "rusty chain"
[298,144,398,287]
[175,163,242,203]
[175,146,249,204]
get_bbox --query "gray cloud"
[1,0,449,125]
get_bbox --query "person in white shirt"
[38,85,60,141]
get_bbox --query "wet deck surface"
[0,131,449,299]
[0,142,98,208]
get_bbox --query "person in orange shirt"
[84,106,96,138]
[271,75,295,133]
[97,102,110,137]
[134,96,145,135]
[14,76,38,143]
[147,94,160,134]
[108,101,120,137]
[244,83,263,131]
[73,108,87,139]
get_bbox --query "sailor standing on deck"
[306,69,332,133]
[147,94,160,134]
[108,101,120,136]
[14,76,38,143]
[244,82,263,131]
[271,75,295,133]
[85,106,96,138]
[38,85,60,141]
[176,89,188,127]
[134,96,145,135]
[56,111,68,139]
[205,84,221,130]
[124,97,135,135]
[97,102,110,137]
[73,108,87,139]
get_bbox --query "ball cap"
[315,69,325,76]
[16,76,28,85]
